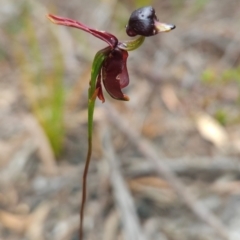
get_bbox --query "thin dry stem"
[79,137,92,240]
[102,127,148,240]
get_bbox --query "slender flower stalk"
[48,6,175,239]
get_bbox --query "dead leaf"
[195,113,229,149]
[161,85,180,112]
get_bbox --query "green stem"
[79,48,108,240]
[118,35,145,51]
[79,37,145,238]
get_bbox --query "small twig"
[0,139,37,183]
[125,156,240,177]
[101,126,148,240]
[104,102,230,240]
[103,211,120,240]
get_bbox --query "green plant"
[202,67,240,95]
[201,67,240,125]
[48,6,175,239]
[8,4,66,157]
[214,109,228,126]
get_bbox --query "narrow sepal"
[48,14,118,48]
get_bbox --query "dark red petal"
[96,72,105,103]
[118,50,129,88]
[102,48,129,101]
[48,14,118,48]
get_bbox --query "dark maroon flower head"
[48,13,131,102]
[126,6,175,37]
[48,6,175,102]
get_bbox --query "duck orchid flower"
[48,7,175,239]
[48,6,175,102]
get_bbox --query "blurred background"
[0,0,240,239]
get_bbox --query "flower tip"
[47,14,57,24]
[155,21,176,33]
[123,95,130,101]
